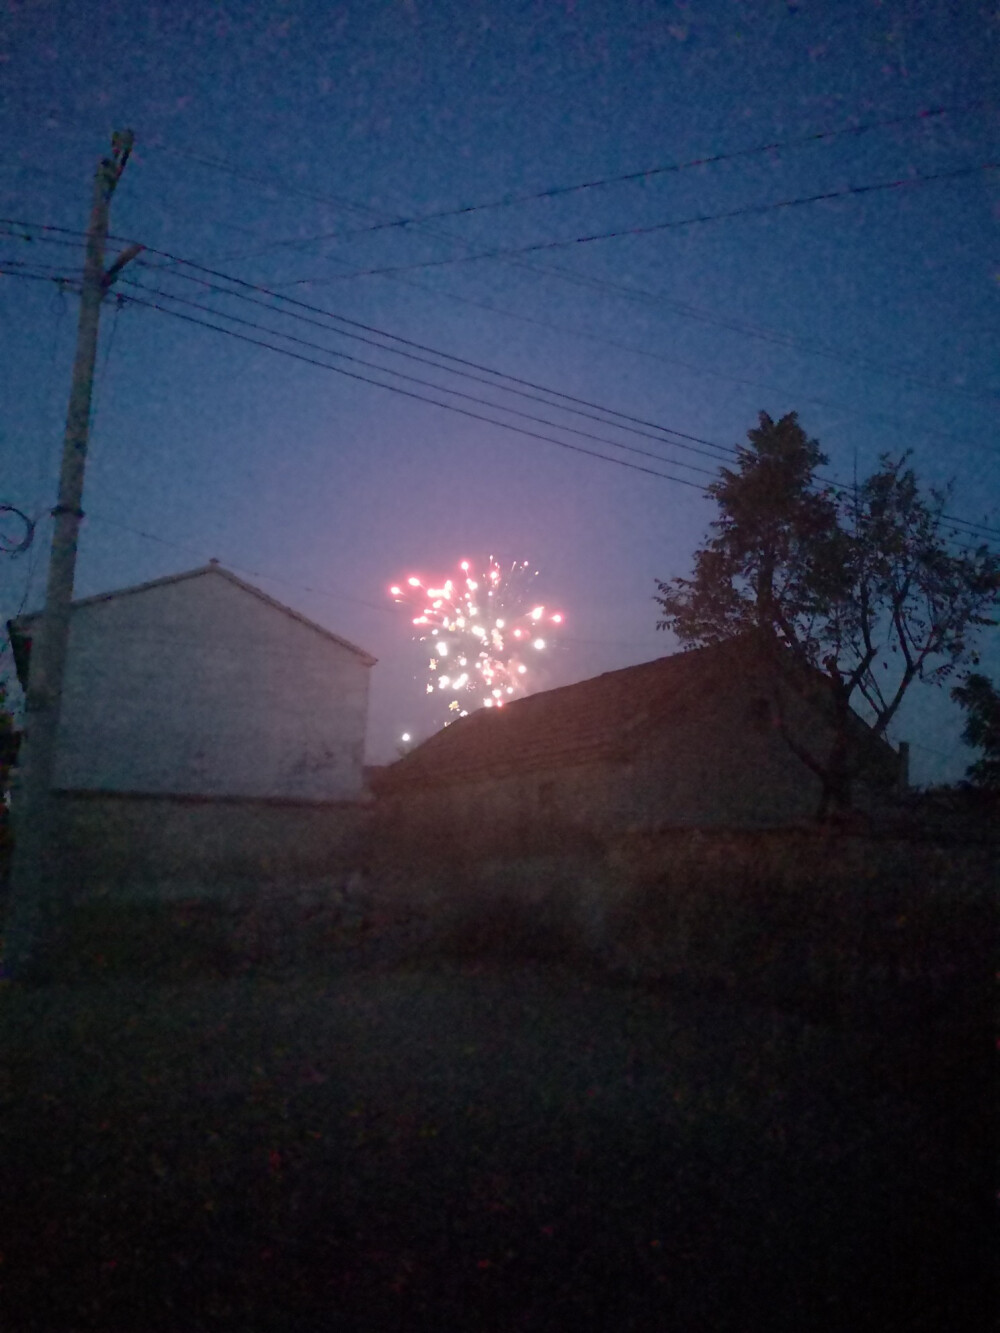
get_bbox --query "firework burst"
[389,557,565,721]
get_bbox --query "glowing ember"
[389,556,565,719]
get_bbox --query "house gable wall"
[629,659,897,826]
[51,572,370,800]
[628,676,823,827]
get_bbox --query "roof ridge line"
[9,563,377,665]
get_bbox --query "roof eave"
[10,564,378,667]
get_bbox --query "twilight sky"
[0,0,997,777]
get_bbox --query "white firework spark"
[389,556,565,719]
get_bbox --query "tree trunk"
[816,660,854,822]
[817,761,852,821]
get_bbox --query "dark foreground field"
[0,952,992,1332]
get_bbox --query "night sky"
[1,0,997,777]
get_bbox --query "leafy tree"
[656,411,1000,817]
[951,673,1000,789]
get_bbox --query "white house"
[9,563,377,889]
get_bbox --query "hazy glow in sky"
[0,0,997,776]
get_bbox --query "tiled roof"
[375,642,731,790]
[376,636,902,792]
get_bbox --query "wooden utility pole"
[2,131,141,980]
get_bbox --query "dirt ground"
[0,956,992,1332]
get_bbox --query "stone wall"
[372,761,629,868]
[604,823,997,890]
[364,808,995,1015]
[593,826,997,1011]
[50,789,371,900]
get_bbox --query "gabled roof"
[8,563,376,689]
[376,641,735,791]
[375,636,899,793]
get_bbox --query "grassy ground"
[0,941,992,1333]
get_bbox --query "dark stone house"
[373,637,906,862]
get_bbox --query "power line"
[129,264,737,467]
[309,161,999,281]
[83,511,394,615]
[127,267,1000,541]
[136,141,1000,413]
[4,235,999,541]
[0,265,76,288]
[169,210,994,462]
[117,285,713,490]
[115,286,1000,554]
[270,208,1000,413]
[10,211,1000,416]
[125,249,1000,542]
[120,275,722,479]
[0,227,87,253]
[349,265,996,464]
[519,258,1000,409]
[83,519,670,634]
[34,118,995,414]
[202,100,990,263]
[0,258,78,282]
[120,270,1000,544]
[0,144,283,253]
[143,144,386,225]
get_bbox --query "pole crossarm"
[104,242,144,287]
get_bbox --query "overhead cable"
[118,287,712,489]
[316,161,998,280]
[3,226,998,540]
[200,100,990,261]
